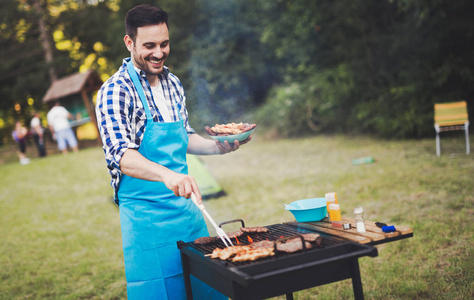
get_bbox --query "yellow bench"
[434,101,470,157]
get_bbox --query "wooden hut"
[42,69,103,139]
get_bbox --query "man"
[47,101,79,154]
[95,4,250,299]
[30,112,47,157]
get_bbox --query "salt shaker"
[354,207,366,233]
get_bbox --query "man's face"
[125,23,170,78]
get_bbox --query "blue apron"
[117,60,227,300]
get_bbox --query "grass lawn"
[1,134,473,299]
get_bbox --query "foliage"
[0,0,71,144]
[256,65,355,137]
[252,0,474,138]
[1,0,474,142]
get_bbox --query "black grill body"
[177,223,378,300]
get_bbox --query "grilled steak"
[226,230,244,239]
[301,233,322,246]
[276,238,313,253]
[194,236,218,245]
[240,226,269,233]
[250,240,275,250]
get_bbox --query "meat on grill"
[250,240,275,250]
[211,246,251,260]
[240,226,269,233]
[194,236,218,245]
[226,230,244,239]
[276,238,313,253]
[210,245,275,262]
[251,234,322,252]
[301,233,322,246]
[207,231,323,261]
[232,248,275,262]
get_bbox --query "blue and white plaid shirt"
[96,58,195,202]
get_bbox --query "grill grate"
[188,223,346,267]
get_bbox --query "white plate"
[208,128,255,143]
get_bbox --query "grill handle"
[219,218,246,229]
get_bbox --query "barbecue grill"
[177,220,378,300]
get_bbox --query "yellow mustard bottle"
[325,192,338,221]
[328,203,342,227]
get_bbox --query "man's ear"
[124,35,133,52]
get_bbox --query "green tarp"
[187,155,225,199]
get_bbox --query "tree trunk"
[33,0,57,82]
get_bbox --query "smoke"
[186,0,257,125]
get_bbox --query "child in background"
[12,121,30,165]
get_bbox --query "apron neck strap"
[127,60,153,120]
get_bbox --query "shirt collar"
[122,57,170,80]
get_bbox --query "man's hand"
[163,171,203,204]
[216,135,252,154]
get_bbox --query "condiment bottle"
[325,192,338,221]
[328,204,342,227]
[354,207,366,233]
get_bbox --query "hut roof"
[42,69,103,103]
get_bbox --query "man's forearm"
[120,148,174,182]
[187,133,220,155]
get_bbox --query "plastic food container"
[284,198,328,222]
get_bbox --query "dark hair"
[125,4,168,42]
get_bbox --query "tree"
[255,0,474,138]
[0,0,70,144]
[0,0,115,144]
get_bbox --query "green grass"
[1,135,473,299]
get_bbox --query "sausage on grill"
[194,236,218,245]
[240,226,269,233]
[226,230,244,239]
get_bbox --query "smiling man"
[124,20,169,84]
[95,4,249,300]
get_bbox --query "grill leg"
[350,259,364,300]
[180,253,194,300]
[286,293,294,300]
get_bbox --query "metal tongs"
[191,193,233,247]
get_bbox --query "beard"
[131,48,167,76]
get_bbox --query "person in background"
[96,4,252,299]
[12,121,30,165]
[47,101,79,154]
[30,111,47,157]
